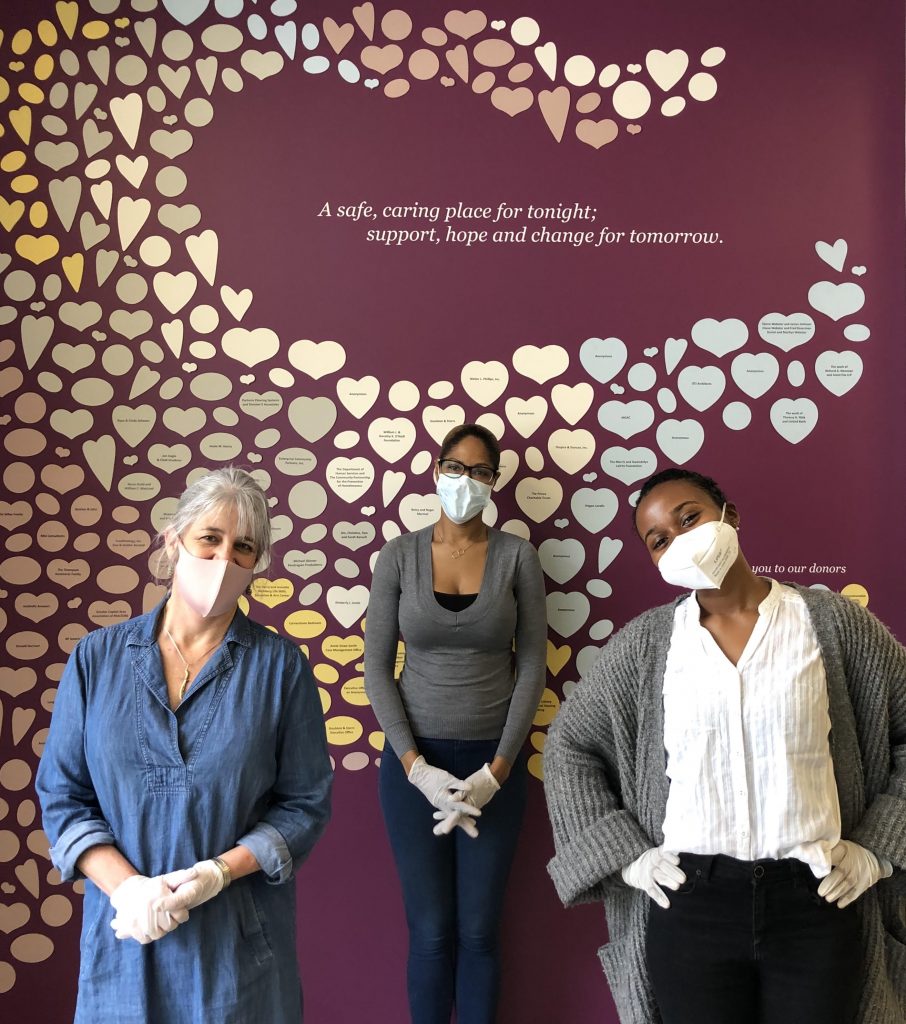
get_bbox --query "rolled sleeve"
[49,819,117,882]
[237,822,294,883]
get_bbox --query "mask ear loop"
[719,503,727,526]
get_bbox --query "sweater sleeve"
[364,540,417,758]
[543,626,653,907]
[495,541,548,764]
[835,598,906,868]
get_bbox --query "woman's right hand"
[621,847,686,908]
[407,755,480,817]
[109,874,190,944]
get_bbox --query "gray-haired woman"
[37,468,333,1023]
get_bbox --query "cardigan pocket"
[598,936,657,1024]
[883,932,906,1014]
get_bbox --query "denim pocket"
[237,885,273,967]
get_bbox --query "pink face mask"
[172,542,254,618]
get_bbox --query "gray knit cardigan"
[543,585,906,1024]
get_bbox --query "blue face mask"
[435,473,492,525]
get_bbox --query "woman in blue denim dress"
[37,468,333,1023]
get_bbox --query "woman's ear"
[725,502,741,530]
[163,526,180,563]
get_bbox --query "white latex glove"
[155,861,225,914]
[407,755,479,817]
[433,809,480,838]
[109,874,189,944]
[817,840,893,909]
[432,764,500,838]
[621,847,686,909]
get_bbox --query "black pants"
[646,853,862,1024]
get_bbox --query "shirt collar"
[126,596,255,648]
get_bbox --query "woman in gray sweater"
[365,423,547,1024]
[544,467,905,1024]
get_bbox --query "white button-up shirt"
[660,579,840,875]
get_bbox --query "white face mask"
[657,504,739,590]
[436,473,492,525]
[172,542,254,618]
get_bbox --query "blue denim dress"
[36,602,333,1023]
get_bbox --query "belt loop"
[698,854,716,882]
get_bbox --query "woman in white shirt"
[544,468,905,1024]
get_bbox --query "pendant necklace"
[165,627,224,701]
[435,525,487,560]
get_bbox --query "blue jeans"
[646,853,862,1024]
[379,738,527,1024]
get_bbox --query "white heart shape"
[690,318,748,357]
[597,400,655,439]
[814,350,863,397]
[769,398,819,444]
[677,365,726,412]
[730,352,780,399]
[570,487,618,534]
[757,312,815,352]
[655,418,705,464]
[807,281,865,322]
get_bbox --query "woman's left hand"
[817,840,893,908]
[432,763,501,838]
[155,860,227,913]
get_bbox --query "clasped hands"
[109,860,226,944]
[406,755,500,839]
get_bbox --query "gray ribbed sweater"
[364,525,548,763]
[543,585,906,1024]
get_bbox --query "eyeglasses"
[438,459,497,485]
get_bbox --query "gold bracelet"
[212,856,232,889]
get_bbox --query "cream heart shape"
[325,456,375,503]
[117,195,151,250]
[147,443,192,474]
[287,396,338,443]
[514,476,563,523]
[21,314,54,369]
[111,404,156,446]
[597,537,623,572]
[222,327,280,367]
[382,470,406,505]
[807,281,865,322]
[220,285,253,321]
[49,408,94,439]
[504,395,548,438]
[664,337,688,375]
[645,48,689,91]
[367,416,417,463]
[814,350,863,396]
[129,365,161,400]
[579,336,628,384]
[109,92,143,149]
[730,352,780,398]
[115,153,149,188]
[153,270,197,315]
[185,228,218,285]
[597,400,655,439]
[600,446,658,485]
[570,487,618,533]
[238,390,283,421]
[677,365,726,411]
[333,521,376,551]
[512,343,569,384]
[690,317,748,357]
[90,179,113,218]
[336,376,380,419]
[461,359,509,406]
[161,319,183,358]
[534,40,557,80]
[52,342,95,373]
[398,492,441,532]
[538,538,586,585]
[327,584,370,629]
[757,312,815,352]
[422,404,465,446]
[82,434,116,490]
[547,428,596,473]
[284,549,328,580]
[269,515,294,544]
[494,449,520,491]
[770,398,819,444]
[59,301,102,331]
[815,238,847,272]
[551,382,594,425]
[655,418,705,464]
[161,406,207,437]
[288,339,347,379]
[546,591,591,638]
